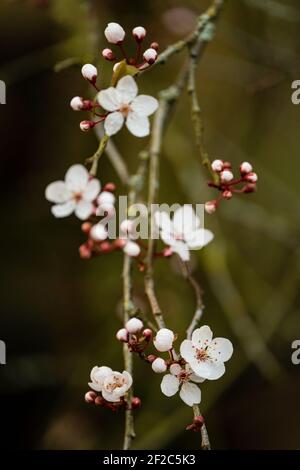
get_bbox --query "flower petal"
[82,178,101,201]
[188,359,225,381]
[51,200,75,218]
[116,75,138,103]
[126,112,150,137]
[173,205,200,238]
[131,95,158,116]
[192,325,213,349]
[97,87,121,111]
[160,374,180,397]
[154,211,173,235]
[45,181,71,203]
[179,382,201,406]
[180,339,195,363]
[104,111,124,136]
[102,388,121,402]
[170,363,182,376]
[171,240,190,261]
[187,229,214,249]
[74,200,94,220]
[185,364,205,383]
[65,164,89,192]
[122,370,133,390]
[207,338,233,363]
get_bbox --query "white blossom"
[152,357,167,374]
[97,75,158,137]
[45,164,100,220]
[160,363,204,406]
[154,328,175,352]
[155,205,214,261]
[89,366,132,402]
[104,22,125,44]
[180,325,233,380]
[125,317,143,334]
[81,64,97,82]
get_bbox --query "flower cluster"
[205,160,258,214]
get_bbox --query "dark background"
[0,0,300,449]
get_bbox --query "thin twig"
[180,261,205,340]
[86,133,109,176]
[193,405,211,450]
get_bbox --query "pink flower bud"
[223,189,232,200]
[151,357,167,373]
[90,223,107,241]
[80,120,95,132]
[102,48,116,61]
[99,241,111,252]
[150,42,159,51]
[70,96,84,111]
[131,397,141,409]
[143,48,157,64]
[104,22,125,44]
[244,172,258,183]
[240,161,253,175]
[132,26,146,42]
[81,64,98,83]
[125,317,144,334]
[85,391,97,403]
[220,169,234,183]
[114,238,126,249]
[147,355,157,363]
[79,243,91,259]
[103,182,116,192]
[81,222,92,234]
[211,159,224,172]
[142,328,153,341]
[204,200,217,214]
[243,183,256,193]
[116,328,128,342]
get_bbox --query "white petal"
[65,164,89,192]
[91,366,112,383]
[187,229,214,249]
[104,111,124,136]
[185,364,205,383]
[189,359,225,381]
[74,200,94,220]
[172,240,190,261]
[169,363,182,376]
[160,231,177,247]
[88,381,102,392]
[97,87,121,111]
[122,370,133,389]
[180,339,195,363]
[179,382,201,406]
[116,75,138,103]
[102,388,120,402]
[160,374,179,397]
[131,95,158,116]
[126,112,150,137]
[82,179,101,201]
[45,181,71,203]
[154,211,173,234]
[192,325,213,349]
[207,338,233,363]
[51,200,75,218]
[173,205,200,238]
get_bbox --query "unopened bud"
[80,120,95,132]
[243,183,256,193]
[223,189,232,200]
[223,161,232,169]
[90,223,107,241]
[97,191,116,206]
[204,200,217,214]
[102,48,116,61]
[150,42,159,51]
[142,328,153,341]
[244,172,258,183]
[211,159,224,172]
[81,63,98,83]
[147,354,157,363]
[113,61,122,73]
[103,182,116,192]
[79,243,91,259]
[99,241,111,252]
[143,48,157,64]
[123,241,141,257]
[116,328,128,342]
[120,219,135,235]
[104,22,125,44]
[81,222,92,234]
[125,317,144,334]
[220,169,233,183]
[70,96,84,111]
[85,391,97,403]
[132,26,146,42]
[114,238,126,249]
[131,397,141,409]
[240,161,253,175]
[151,357,167,373]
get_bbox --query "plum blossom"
[125,317,144,334]
[89,366,132,402]
[104,22,125,44]
[97,75,158,137]
[160,363,204,406]
[155,205,214,261]
[154,328,175,352]
[45,164,100,220]
[180,325,233,380]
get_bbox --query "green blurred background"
[0,0,300,450]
